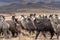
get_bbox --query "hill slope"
[0,2,60,13]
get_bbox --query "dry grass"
[0,32,58,40]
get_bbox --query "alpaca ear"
[49,15,53,18]
[2,16,5,20]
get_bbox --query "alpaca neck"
[50,18,57,32]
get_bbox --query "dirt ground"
[0,32,58,40]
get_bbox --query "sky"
[0,0,60,2]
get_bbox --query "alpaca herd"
[0,14,60,40]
